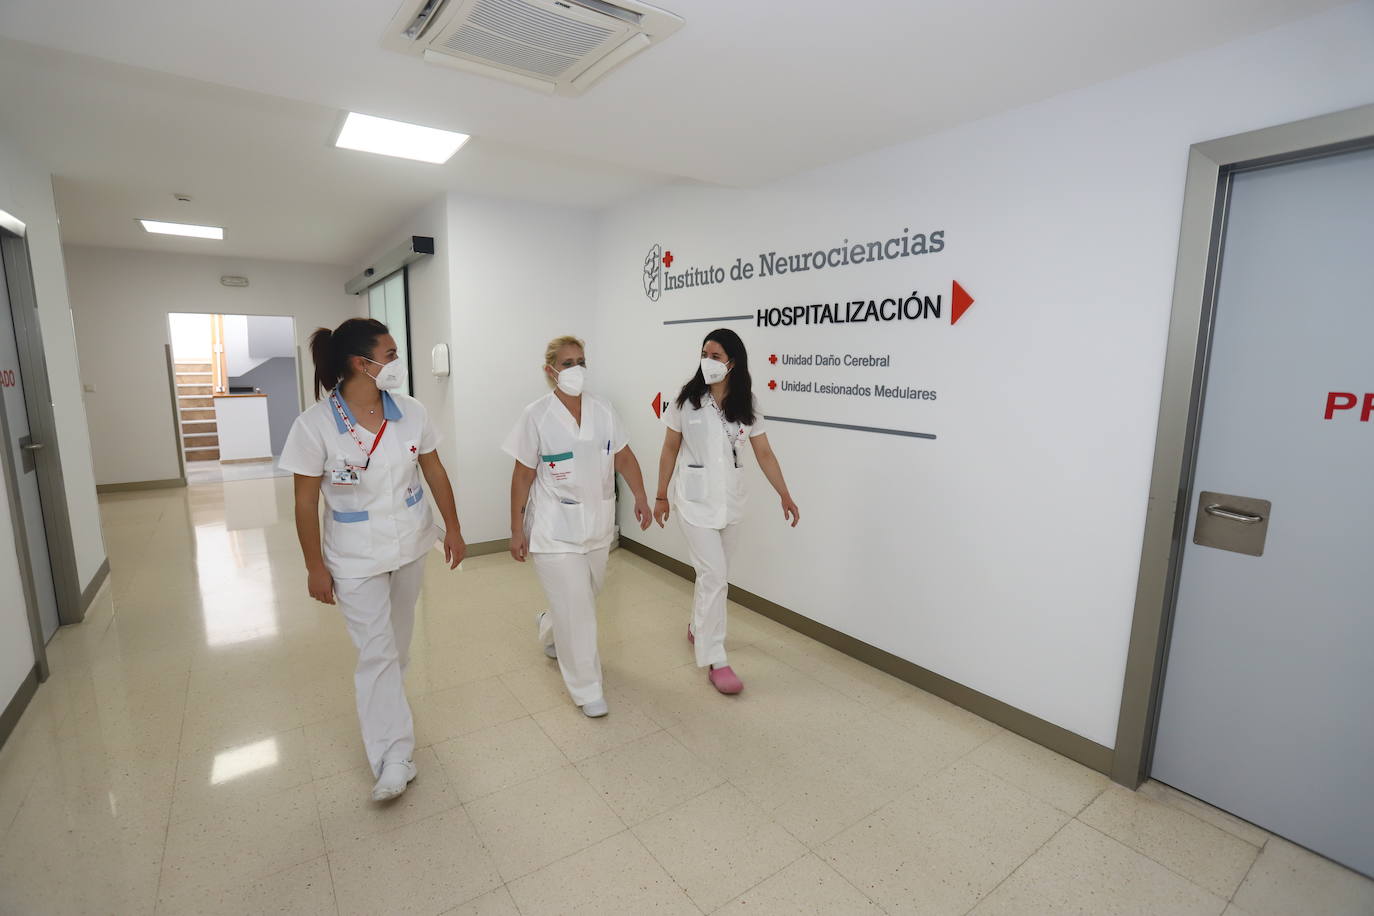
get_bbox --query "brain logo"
[643,244,663,301]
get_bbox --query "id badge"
[330,467,360,486]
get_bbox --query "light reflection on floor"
[0,476,1368,914]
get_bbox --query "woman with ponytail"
[653,328,800,695]
[280,317,466,802]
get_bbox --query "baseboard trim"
[76,558,111,622]
[0,665,39,753]
[97,478,186,494]
[619,537,1115,777]
[463,538,510,559]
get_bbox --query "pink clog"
[708,665,743,695]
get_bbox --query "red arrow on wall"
[651,392,663,418]
[951,281,974,325]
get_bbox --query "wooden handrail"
[210,313,227,394]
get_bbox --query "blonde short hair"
[543,335,585,387]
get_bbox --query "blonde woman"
[503,336,652,716]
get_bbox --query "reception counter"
[213,393,273,462]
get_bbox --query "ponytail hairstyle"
[308,318,389,399]
[675,327,755,424]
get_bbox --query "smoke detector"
[382,0,683,96]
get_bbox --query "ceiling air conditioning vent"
[382,0,683,96]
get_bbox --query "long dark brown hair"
[675,328,755,424]
[307,318,388,399]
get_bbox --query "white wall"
[168,312,211,360]
[353,192,598,545]
[222,314,254,376]
[0,136,107,708]
[594,3,1374,748]
[247,315,294,360]
[214,396,271,461]
[447,192,598,544]
[64,245,358,486]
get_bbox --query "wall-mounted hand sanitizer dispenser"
[431,343,451,378]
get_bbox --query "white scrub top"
[503,392,627,555]
[280,389,441,579]
[664,392,767,530]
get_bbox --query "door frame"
[0,212,55,676]
[165,311,304,473]
[1112,102,1374,787]
[1,216,84,631]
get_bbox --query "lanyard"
[330,390,387,468]
[706,393,744,468]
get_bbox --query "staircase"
[175,361,219,461]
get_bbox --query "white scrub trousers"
[333,555,425,777]
[680,519,740,669]
[532,546,610,706]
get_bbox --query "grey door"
[0,255,59,640]
[1151,146,1374,876]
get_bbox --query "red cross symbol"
[768,354,778,364]
[768,380,777,390]
[662,250,674,268]
[409,445,417,454]
[549,461,556,468]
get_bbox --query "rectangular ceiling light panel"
[335,112,470,164]
[139,220,224,239]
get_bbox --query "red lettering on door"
[1324,392,1373,421]
[1325,392,1357,418]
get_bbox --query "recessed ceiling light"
[140,219,223,240]
[334,112,470,164]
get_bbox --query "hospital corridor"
[2,0,1373,913]
[0,477,1365,913]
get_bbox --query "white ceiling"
[0,0,1349,265]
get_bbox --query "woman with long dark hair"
[653,328,799,694]
[280,318,466,801]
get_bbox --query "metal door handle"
[21,442,43,451]
[1204,504,1262,524]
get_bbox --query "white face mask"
[363,357,406,391]
[554,364,586,396]
[701,357,730,385]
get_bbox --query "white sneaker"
[581,698,608,718]
[537,611,557,658]
[371,760,417,802]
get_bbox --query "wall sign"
[644,229,974,441]
[643,228,946,302]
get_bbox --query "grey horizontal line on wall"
[662,315,754,325]
[764,415,937,440]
